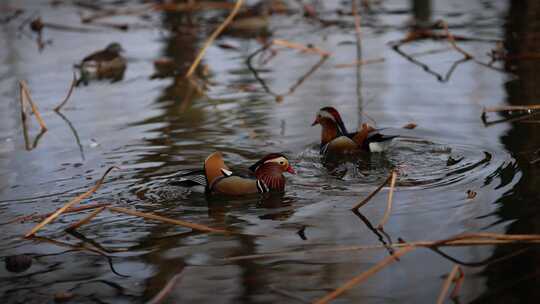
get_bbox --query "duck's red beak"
[286,165,296,174]
[311,117,320,126]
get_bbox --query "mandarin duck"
[312,106,398,156]
[172,152,295,196]
[75,42,127,85]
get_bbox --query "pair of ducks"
[179,107,396,196]
[79,45,396,196]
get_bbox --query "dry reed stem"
[54,72,77,112]
[107,206,231,234]
[312,246,415,304]
[154,1,235,13]
[65,206,106,231]
[9,203,111,224]
[19,80,47,131]
[185,0,244,77]
[351,0,362,43]
[482,105,540,113]
[436,265,461,304]
[147,272,184,304]
[272,39,331,57]
[334,58,385,68]
[30,203,110,220]
[225,234,540,261]
[351,172,393,211]
[441,21,473,59]
[450,267,465,299]
[24,167,118,238]
[376,170,397,230]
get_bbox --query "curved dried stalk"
[225,234,540,262]
[24,166,118,238]
[20,80,47,131]
[351,172,393,211]
[313,246,415,304]
[185,0,244,77]
[65,206,106,231]
[376,170,397,229]
[54,71,77,112]
[436,265,462,304]
[107,206,231,234]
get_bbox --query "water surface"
[1,0,540,303]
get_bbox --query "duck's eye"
[279,161,284,165]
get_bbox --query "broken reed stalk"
[351,172,393,212]
[441,21,472,59]
[107,206,231,234]
[482,105,540,113]
[24,166,118,238]
[19,80,47,131]
[436,265,462,304]
[225,233,540,261]
[184,0,244,78]
[450,266,465,299]
[65,206,106,231]
[54,71,77,112]
[7,203,111,224]
[313,246,415,304]
[271,39,331,57]
[376,170,397,230]
[334,58,385,68]
[351,0,362,44]
[147,272,184,304]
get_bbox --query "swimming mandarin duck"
[172,152,295,195]
[312,106,397,156]
[75,42,127,85]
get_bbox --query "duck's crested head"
[312,106,348,135]
[249,153,295,174]
[105,42,124,54]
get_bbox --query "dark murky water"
[1,0,540,303]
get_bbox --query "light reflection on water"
[2,0,539,303]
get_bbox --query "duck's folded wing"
[211,176,263,195]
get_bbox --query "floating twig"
[24,167,118,238]
[65,206,106,231]
[482,105,540,113]
[436,265,462,304]
[351,172,393,212]
[441,21,472,59]
[225,233,540,262]
[334,58,385,68]
[376,170,397,230]
[272,39,331,57]
[312,246,415,304]
[185,0,244,77]
[5,203,111,225]
[107,206,231,234]
[54,72,77,112]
